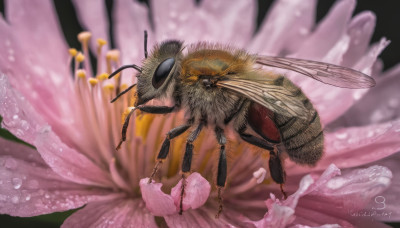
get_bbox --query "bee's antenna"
[108,64,142,79]
[144,30,148,59]
[110,84,137,103]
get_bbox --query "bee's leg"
[214,126,227,218]
[116,105,178,150]
[236,126,287,198]
[148,124,191,183]
[180,123,204,215]
[269,149,287,199]
[116,107,136,150]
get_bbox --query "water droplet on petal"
[12,178,22,189]
[12,115,19,120]
[25,194,31,201]
[335,132,348,139]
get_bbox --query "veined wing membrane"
[217,78,311,120]
[256,56,376,89]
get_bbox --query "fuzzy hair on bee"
[108,31,376,217]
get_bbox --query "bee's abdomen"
[275,110,323,165]
[274,78,323,165]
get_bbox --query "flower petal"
[0,138,115,217]
[367,154,400,221]
[113,0,151,85]
[249,0,316,55]
[200,0,256,47]
[342,12,376,67]
[294,0,355,60]
[287,120,400,174]
[34,130,114,187]
[6,0,69,69]
[71,0,110,52]
[170,172,211,211]
[139,178,176,216]
[332,63,400,127]
[62,199,157,228]
[164,208,227,228]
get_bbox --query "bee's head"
[136,40,183,105]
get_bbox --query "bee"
[109,31,375,216]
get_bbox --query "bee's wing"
[255,56,376,89]
[217,78,310,120]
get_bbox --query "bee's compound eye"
[152,58,175,88]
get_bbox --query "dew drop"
[12,178,22,189]
[298,27,309,35]
[44,193,50,199]
[12,114,19,120]
[25,194,31,201]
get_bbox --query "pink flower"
[0,0,399,227]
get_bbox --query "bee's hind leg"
[179,123,204,215]
[214,126,227,218]
[148,123,191,183]
[236,126,287,199]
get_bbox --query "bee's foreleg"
[180,123,204,215]
[148,124,191,184]
[214,126,226,219]
[137,105,177,114]
[116,107,136,151]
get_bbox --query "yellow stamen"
[120,83,128,91]
[69,48,78,57]
[76,69,86,78]
[77,31,92,46]
[88,78,99,86]
[76,52,85,63]
[97,38,107,47]
[134,114,156,141]
[106,50,121,74]
[97,73,109,81]
[103,84,115,92]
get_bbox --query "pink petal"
[0,138,116,217]
[332,64,400,127]
[113,0,151,85]
[164,208,227,228]
[249,0,316,55]
[293,165,392,226]
[139,178,176,216]
[294,0,355,60]
[287,120,400,174]
[6,0,69,69]
[151,0,197,42]
[170,172,211,211]
[0,74,47,145]
[246,164,341,228]
[367,154,400,222]
[342,12,376,67]
[200,0,256,47]
[62,199,157,228]
[71,0,110,52]
[34,130,114,187]
[0,75,112,187]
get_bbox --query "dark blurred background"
[0,0,399,227]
